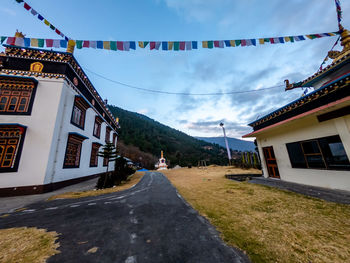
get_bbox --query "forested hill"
[108,105,228,167]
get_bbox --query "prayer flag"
[138,41,144,48]
[117,41,124,50]
[214,41,220,47]
[24,38,30,47]
[15,37,24,46]
[83,40,90,48]
[235,40,241,46]
[245,39,252,46]
[76,40,83,49]
[155,42,161,50]
[179,42,185,50]
[279,37,284,43]
[55,29,61,35]
[150,42,155,50]
[259,38,264,44]
[162,42,168,50]
[15,0,24,3]
[53,39,60,48]
[97,41,103,49]
[46,39,53,47]
[185,41,192,50]
[44,19,50,26]
[103,41,111,50]
[130,41,136,50]
[192,41,197,49]
[38,15,44,21]
[251,39,257,46]
[270,38,275,44]
[6,37,15,45]
[30,9,37,16]
[124,41,130,51]
[110,41,117,51]
[208,41,213,48]
[90,41,97,48]
[60,40,67,48]
[218,40,224,48]
[229,40,236,47]
[65,36,69,41]
[174,42,179,51]
[38,39,44,47]
[1,36,7,44]
[202,41,208,48]
[50,24,55,31]
[168,42,174,50]
[23,3,31,10]
[224,40,231,47]
[241,39,247,46]
[295,35,305,41]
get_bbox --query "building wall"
[0,77,63,188]
[256,113,350,191]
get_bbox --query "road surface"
[0,172,250,263]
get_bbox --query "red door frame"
[262,146,280,179]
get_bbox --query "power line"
[84,68,284,96]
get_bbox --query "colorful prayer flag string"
[335,0,343,25]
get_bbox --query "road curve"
[0,171,250,263]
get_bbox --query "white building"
[244,26,350,191]
[0,43,119,196]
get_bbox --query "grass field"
[48,171,144,200]
[162,166,350,263]
[0,227,59,263]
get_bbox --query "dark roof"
[0,45,118,131]
[249,71,350,131]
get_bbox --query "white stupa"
[157,151,168,170]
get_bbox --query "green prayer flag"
[76,40,83,49]
[15,0,24,3]
[1,36,6,44]
[174,42,179,51]
[289,36,294,42]
[110,41,117,51]
[144,41,149,47]
[38,39,44,47]
[50,24,55,30]
[264,38,270,42]
[234,40,241,46]
[208,41,213,48]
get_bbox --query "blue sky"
[1,0,350,139]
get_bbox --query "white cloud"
[0,7,16,16]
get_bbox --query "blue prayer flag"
[97,41,103,49]
[224,40,231,47]
[130,41,136,50]
[23,38,30,47]
[60,40,67,48]
[251,39,256,46]
[162,42,168,50]
[38,14,44,21]
[192,41,198,49]
[279,37,284,43]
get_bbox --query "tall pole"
[220,123,232,165]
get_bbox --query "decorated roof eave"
[0,74,38,85]
[2,45,118,129]
[248,71,350,127]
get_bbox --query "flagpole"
[220,123,232,165]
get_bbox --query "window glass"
[0,97,8,111]
[64,135,84,168]
[301,141,320,154]
[286,142,307,168]
[8,97,18,111]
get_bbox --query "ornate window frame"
[70,95,90,130]
[90,142,101,167]
[63,132,88,169]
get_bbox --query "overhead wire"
[83,68,285,96]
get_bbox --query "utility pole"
[220,122,232,165]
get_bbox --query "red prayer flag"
[6,37,15,45]
[179,42,185,50]
[117,41,124,50]
[214,41,220,47]
[46,39,53,47]
[83,41,90,48]
[270,38,275,44]
[315,34,322,38]
[150,42,155,50]
[24,3,31,10]
[241,39,247,46]
[55,29,61,35]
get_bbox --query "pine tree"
[97,142,118,188]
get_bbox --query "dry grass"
[48,172,144,201]
[0,227,59,263]
[163,166,350,263]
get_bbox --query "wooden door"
[263,146,280,179]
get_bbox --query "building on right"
[243,26,350,191]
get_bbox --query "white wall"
[256,110,350,191]
[0,77,63,188]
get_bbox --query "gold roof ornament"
[328,24,350,62]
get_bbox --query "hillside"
[196,137,256,152]
[108,105,228,168]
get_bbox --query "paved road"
[0,172,250,263]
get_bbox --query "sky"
[1,0,350,140]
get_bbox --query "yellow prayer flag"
[68,40,76,47]
[259,38,264,45]
[329,33,335,36]
[138,41,144,48]
[229,40,236,47]
[31,38,39,47]
[306,35,313,39]
[202,41,208,48]
[168,42,173,50]
[44,19,50,26]
[103,41,111,50]
[284,37,290,42]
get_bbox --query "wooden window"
[105,126,111,143]
[63,134,86,168]
[93,116,102,138]
[286,135,350,170]
[0,126,26,172]
[112,133,117,145]
[0,89,32,113]
[70,96,90,130]
[90,143,101,167]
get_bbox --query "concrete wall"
[256,110,350,191]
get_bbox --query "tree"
[97,142,118,188]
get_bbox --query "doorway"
[262,146,280,179]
